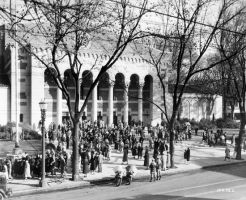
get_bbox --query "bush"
[216,118,240,129]
[198,118,216,130]
[178,118,190,124]
[190,119,199,130]
[21,123,41,140]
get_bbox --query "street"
[10,162,246,200]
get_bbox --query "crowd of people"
[6,119,243,183]
[201,128,228,146]
[2,118,246,184]
[0,119,174,181]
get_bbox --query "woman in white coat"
[24,159,32,180]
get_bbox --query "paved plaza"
[1,135,245,197]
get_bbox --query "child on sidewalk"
[149,159,156,182]
[184,147,190,164]
[224,145,231,161]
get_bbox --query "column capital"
[139,82,144,89]
[109,80,115,87]
[125,82,130,88]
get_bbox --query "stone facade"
[1,41,164,128]
[180,93,222,121]
[0,85,10,125]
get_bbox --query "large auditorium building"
[0,0,222,130]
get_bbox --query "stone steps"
[0,140,42,158]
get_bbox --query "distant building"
[0,25,165,128]
[168,84,223,121]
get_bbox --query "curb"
[11,160,246,198]
[12,181,91,197]
[90,160,246,185]
[202,159,246,169]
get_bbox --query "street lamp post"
[39,99,47,187]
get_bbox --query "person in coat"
[132,144,137,159]
[6,158,12,179]
[137,143,143,159]
[224,145,231,161]
[60,154,66,178]
[161,147,167,171]
[90,150,96,174]
[122,144,129,164]
[156,157,161,180]
[149,159,156,182]
[82,149,90,177]
[24,159,31,180]
[97,151,103,173]
[144,146,150,169]
[186,147,190,162]
[184,147,190,164]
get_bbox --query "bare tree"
[135,0,246,167]
[1,0,151,181]
[217,8,246,160]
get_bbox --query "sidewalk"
[7,136,246,197]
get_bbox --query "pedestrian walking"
[166,144,170,168]
[66,128,71,149]
[224,145,230,161]
[149,159,156,182]
[243,139,246,152]
[97,151,103,173]
[6,158,12,179]
[82,149,90,177]
[233,144,238,159]
[144,146,150,169]
[122,144,129,164]
[137,143,143,159]
[161,148,167,171]
[108,145,112,161]
[60,154,66,178]
[231,134,236,146]
[156,157,161,180]
[132,144,137,159]
[24,159,31,180]
[90,150,96,174]
[184,147,190,164]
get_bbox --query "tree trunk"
[168,115,176,168]
[236,110,245,160]
[72,118,80,181]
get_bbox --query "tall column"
[91,83,98,122]
[10,44,20,148]
[138,83,144,123]
[124,84,129,125]
[56,88,62,126]
[108,81,114,127]
[10,46,17,124]
[31,51,45,129]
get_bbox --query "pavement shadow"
[192,156,246,178]
[110,194,220,200]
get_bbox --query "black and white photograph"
[0,0,246,199]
